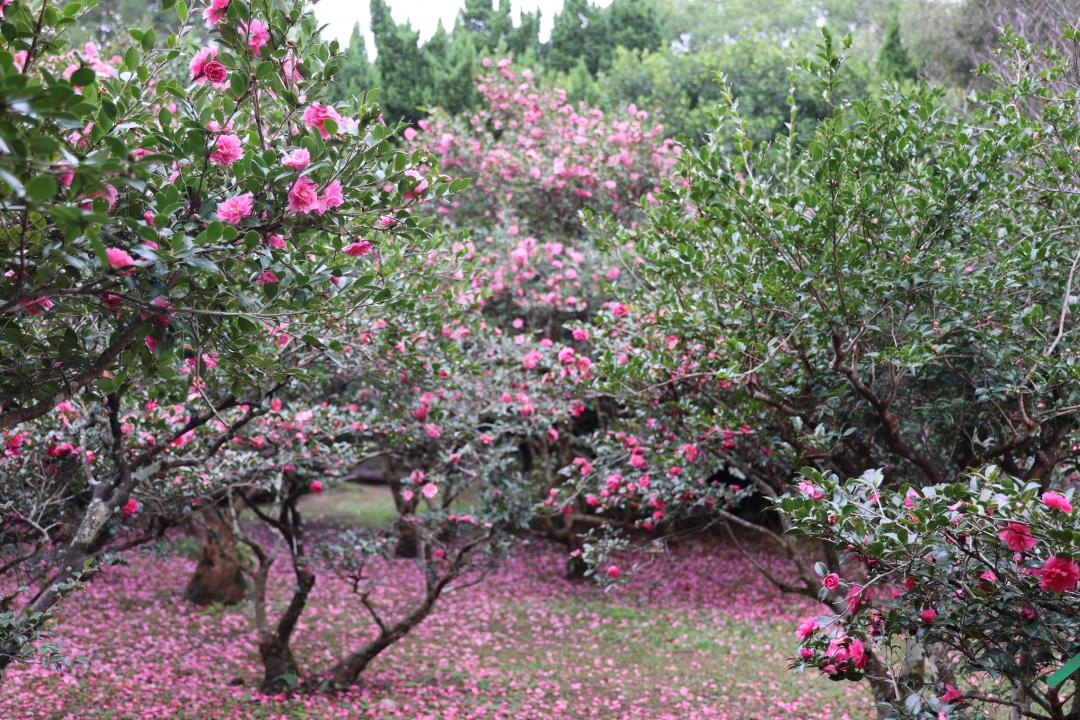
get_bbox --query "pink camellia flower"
[421,482,438,499]
[287,176,320,214]
[255,271,278,285]
[611,302,629,317]
[240,18,270,55]
[606,565,621,579]
[849,638,867,669]
[845,584,864,613]
[317,180,343,214]
[796,616,817,639]
[121,498,140,516]
[105,247,135,270]
[941,684,964,704]
[203,0,230,26]
[309,480,323,494]
[216,191,253,224]
[81,184,118,210]
[203,60,227,85]
[920,608,937,623]
[282,148,310,170]
[210,134,242,165]
[19,297,53,315]
[343,240,372,257]
[998,522,1038,552]
[302,103,343,140]
[822,573,841,590]
[267,234,287,250]
[190,48,226,86]
[1036,555,1080,592]
[1042,491,1073,513]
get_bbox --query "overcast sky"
[312,0,612,55]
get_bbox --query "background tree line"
[327,0,1080,142]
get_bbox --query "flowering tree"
[0,0,447,672]
[541,26,1080,711]
[421,57,681,236]
[781,466,1079,720]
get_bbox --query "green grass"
[298,483,399,527]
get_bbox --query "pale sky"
[312,0,612,56]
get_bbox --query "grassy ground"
[297,482,399,527]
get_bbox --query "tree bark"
[259,568,315,692]
[321,592,437,688]
[185,507,247,606]
[394,516,419,559]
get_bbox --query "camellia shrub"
[420,57,681,236]
[550,26,1080,710]
[0,0,448,672]
[569,27,1080,582]
[780,466,1079,720]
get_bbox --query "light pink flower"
[282,148,310,170]
[421,483,438,499]
[796,616,817,639]
[303,103,343,140]
[287,176,320,214]
[240,18,270,55]
[317,180,343,214]
[216,191,253,224]
[210,134,242,165]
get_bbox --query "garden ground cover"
[1,490,873,720]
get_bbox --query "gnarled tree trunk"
[185,507,247,606]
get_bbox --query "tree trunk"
[566,520,588,579]
[386,458,419,558]
[394,515,419,558]
[321,596,436,689]
[259,635,300,693]
[865,651,899,720]
[185,507,247,605]
[258,568,315,692]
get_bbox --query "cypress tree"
[877,16,918,82]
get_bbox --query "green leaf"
[70,67,95,86]
[25,175,58,202]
